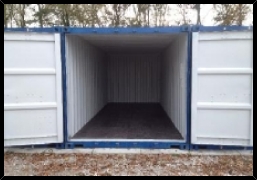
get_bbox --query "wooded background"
[4,4,253,28]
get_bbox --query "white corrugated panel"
[4,32,63,146]
[66,36,107,137]
[191,31,253,146]
[108,54,160,103]
[160,34,188,139]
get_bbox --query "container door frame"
[62,27,191,148]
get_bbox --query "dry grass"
[4,152,253,176]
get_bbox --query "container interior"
[65,33,188,141]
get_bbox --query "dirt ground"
[4,152,253,176]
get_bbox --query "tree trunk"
[114,6,120,27]
[21,4,26,28]
[39,17,43,28]
[147,5,150,26]
[115,15,120,27]
[197,10,201,25]
[91,5,96,27]
[37,5,43,28]
[10,4,14,28]
[66,13,70,26]
[238,4,242,26]
[196,4,201,25]
[61,15,66,26]
[4,4,7,27]
[64,8,70,26]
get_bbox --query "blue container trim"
[60,32,68,145]
[65,141,189,150]
[4,27,62,33]
[186,31,192,145]
[192,25,253,32]
[190,144,253,151]
[4,25,253,34]
[63,26,189,34]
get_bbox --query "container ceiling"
[75,34,179,53]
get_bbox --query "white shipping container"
[4,27,253,149]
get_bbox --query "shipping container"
[4,26,253,150]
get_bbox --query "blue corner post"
[185,26,192,150]
[60,28,68,149]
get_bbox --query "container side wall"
[66,36,107,137]
[160,34,188,139]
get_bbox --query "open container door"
[191,27,253,147]
[4,31,63,147]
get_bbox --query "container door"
[191,31,253,146]
[4,32,63,146]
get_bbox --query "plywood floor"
[73,103,183,140]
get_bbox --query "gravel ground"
[4,152,253,176]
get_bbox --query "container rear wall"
[66,36,107,137]
[108,54,160,103]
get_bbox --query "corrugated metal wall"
[108,54,160,103]
[160,34,188,139]
[4,32,64,146]
[191,31,253,146]
[66,36,107,137]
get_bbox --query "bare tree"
[75,4,104,27]
[193,4,201,25]
[152,4,169,26]
[176,4,193,25]
[234,4,251,26]
[213,4,237,26]
[104,4,130,27]
[130,4,151,27]
[88,4,104,27]
[4,4,7,27]
[30,4,55,27]
[8,4,16,27]
[14,4,30,28]
[147,4,151,26]
[52,4,78,26]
